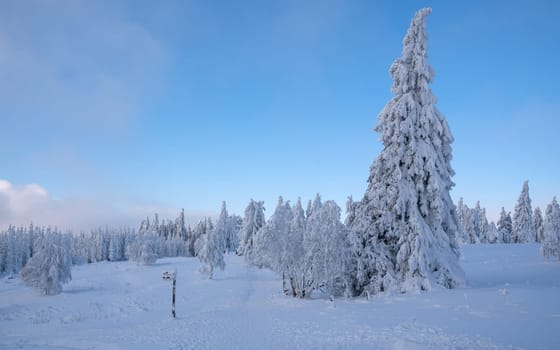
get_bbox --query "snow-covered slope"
[1,244,559,349]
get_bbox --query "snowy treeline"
[456,199,504,244]
[0,226,72,295]
[0,210,199,277]
[0,202,246,291]
[456,180,554,246]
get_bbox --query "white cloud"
[0,179,211,232]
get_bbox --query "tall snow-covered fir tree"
[473,201,489,243]
[497,207,513,243]
[541,197,560,260]
[455,198,470,244]
[174,209,188,241]
[512,181,534,243]
[237,199,266,258]
[214,201,233,254]
[308,199,352,297]
[284,197,308,297]
[458,200,477,244]
[487,222,501,244]
[193,218,214,257]
[349,8,464,295]
[251,197,292,271]
[533,207,544,243]
[197,219,225,279]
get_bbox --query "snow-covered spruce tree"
[512,181,534,243]
[138,216,150,235]
[533,207,544,243]
[193,218,214,257]
[250,197,292,271]
[458,201,477,244]
[469,207,481,244]
[0,233,7,273]
[230,215,242,250]
[349,8,464,295]
[109,231,126,262]
[497,207,513,243]
[4,226,19,275]
[92,228,110,262]
[197,219,226,279]
[189,220,204,257]
[344,196,358,227]
[174,209,188,241]
[473,202,489,243]
[20,233,72,295]
[455,198,470,244]
[285,195,322,297]
[237,199,266,258]
[542,197,560,259]
[284,197,308,296]
[308,199,352,297]
[213,201,237,254]
[487,222,501,244]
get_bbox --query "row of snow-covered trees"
[456,181,558,246]
[236,196,350,298]
[0,207,244,278]
[0,227,73,294]
[0,224,186,278]
[163,8,466,298]
[0,203,247,294]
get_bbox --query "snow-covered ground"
[1,244,559,350]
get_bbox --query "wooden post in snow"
[163,269,177,318]
[172,275,176,318]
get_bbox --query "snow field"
[1,244,559,350]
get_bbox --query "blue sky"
[0,0,558,229]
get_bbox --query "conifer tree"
[473,202,489,243]
[251,197,292,271]
[175,209,188,241]
[542,197,560,259]
[497,207,513,243]
[487,222,500,244]
[533,207,544,243]
[213,202,230,254]
[349,8,464,295]
[197,224,226,279]
[455,198,470,244]
[285,197,308,296]
[237,199,266,258]
[460,203,477,244]
[309,200,351,297]
[512,181,534,243]
[20,233,72,295]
